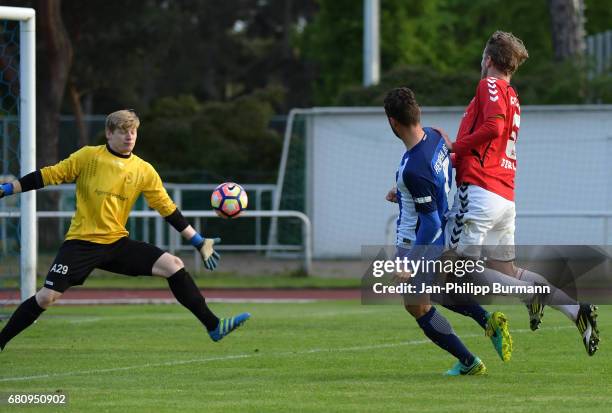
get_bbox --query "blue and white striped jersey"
[395,127,452,247]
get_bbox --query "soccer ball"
[211,182,248,219]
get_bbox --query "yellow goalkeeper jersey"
[41,145,176,244]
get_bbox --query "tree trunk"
[282,0,293,59]
[548,0,586,61]
[36,0,73,168]
[68,81,88,147]
[36,0,73,249]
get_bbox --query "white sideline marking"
[0,354,252,383]
[0,326,574,383]
[0,298,317,305]
[65,309,380,324]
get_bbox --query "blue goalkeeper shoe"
[209,313,251,342]
[444,357,486,376]
[485,311,513,362]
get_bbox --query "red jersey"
[454,77,520,201]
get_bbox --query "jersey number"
[50,264,69,275]
[442,156,451,195]
[505,113,520,160]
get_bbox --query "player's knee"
[172,256,184,270]
[152,253,184,278]
[35,288,62,309]
[165,255,184,276]
[487,260,516,277]
[441,249,459,260]
[404,304,431,319]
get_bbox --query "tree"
[584,0,612,35]
[62,0,170,145]
[36,0,73,168]
[236,0,317,109]
[59,0,317,119]
[137,88,284,183]
[301,0,558,105]
[548,0,586,61]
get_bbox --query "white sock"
[517,268,579,321]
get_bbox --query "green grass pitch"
[0,302,610,412]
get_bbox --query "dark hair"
[383,87,420,126]
[485,31,529,75]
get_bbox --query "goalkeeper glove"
[190,233,221,271]
[0,183,14,199]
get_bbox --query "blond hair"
[485,31,529,75]
[105,109,140,133]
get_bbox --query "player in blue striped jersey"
[393,124,450,250]
[383,87,511,375]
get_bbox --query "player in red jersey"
[437,31,599,356]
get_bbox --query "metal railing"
[35,183,277,248]
[385,211,612,245]
[587,30,612,76]
[0,209,312,275]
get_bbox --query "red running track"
[0,288,361,305]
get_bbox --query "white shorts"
[445,184,516,261]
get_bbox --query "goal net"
[0,6,36,299]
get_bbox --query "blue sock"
[416,307,475,366]
[442,304,489,330]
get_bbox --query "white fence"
[281,105,612,258]
[1,182,277,253]
[39,183,277,249]
[587,30,612,76]
[385,212,612,246]
[0,183,313,297]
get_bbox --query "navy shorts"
[44,237,165,292]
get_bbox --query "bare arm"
[10,180,21,193]
[180,224,197,240]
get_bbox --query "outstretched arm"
[141,164,222,270]
[451,116,504,157]
[0,170,47,198]
[434,115,504,157]
[1,146,90,198]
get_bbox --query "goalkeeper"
[0,109,250,351]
